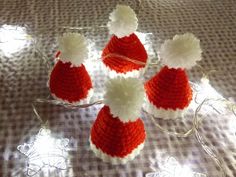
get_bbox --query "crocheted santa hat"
[90,77,146,164]
[102,5,148,78]
[49,33,93,105]
[144,33,202,119]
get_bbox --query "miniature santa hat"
[101,5,148,78]
[49,33,93,105]
[90,77,146,164]
[144,33,202,119]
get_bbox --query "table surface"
[0,0,236,177]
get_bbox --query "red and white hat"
[90,77,146,164]
[49,33,93,105]
[102,5,148,78]
[144,33,202,119]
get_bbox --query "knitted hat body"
[102,33,147,76]
[90,106,146,164]
[49,60,93,104]
[144,66,192,119]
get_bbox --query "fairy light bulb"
[147,156,206,177]
[33,129,62,160]
[17,127,69,176]
[0,24,31,56]
[190,76,225,114]
[200,77,209,85]
[200,77,223,99]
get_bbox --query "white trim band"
[143,94,188,120]
[90,138,144,165]
[51,88,94,106]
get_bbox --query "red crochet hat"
[144,33,202,119]
[90,106,145,164]
[102,5,148,78]
[49,33,93,105]
[90,77,146,164]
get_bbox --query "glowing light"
[87,39,101,61]
[83,39,102,74]
[190,78,226,114]
[17,128,69,176]
[228,115,236,139]
[0,25,31,56]
[147,156,206,177]
[194,78,223,102]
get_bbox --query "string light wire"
[31,26,236,177]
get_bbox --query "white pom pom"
[104,77,144,122]
[160,33,202,69]
[107,5,138,38]
[58,33,88,67]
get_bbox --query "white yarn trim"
[58,33,88,67]
[143,94,188,120]
[51,88,94,106]
[108,5,138,38]
[104,77,144,122]
[90,137,144,164]
[101,62,146,78]
[160,33,202,69]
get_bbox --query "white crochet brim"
[101,62,146,78]
[143,94,188,120]
[51,88,94,106]
[90,137,144,165]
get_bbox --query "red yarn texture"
[49,61,92,103]
[145,66,192,110]
[91,106,146,158]
[102,33,148,74]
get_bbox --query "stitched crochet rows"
[91,106,146,157]
[102,33,147,73]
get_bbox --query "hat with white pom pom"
[49,33,93,105]
[144,33,202,119]
[90,77,146,164]
[102,5,148,78]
